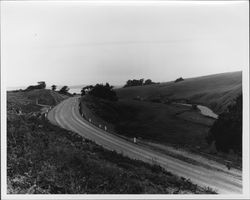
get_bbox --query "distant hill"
[7,89,68,112]
[116,71,242,114]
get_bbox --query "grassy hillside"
[7,90,215,194]
[116,71,242,114]
[81,95,215,151]
[25,89,68,105]
[7,89,68,112]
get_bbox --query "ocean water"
[69,88,82,94]
[68,85,122,94]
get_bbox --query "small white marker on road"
[89,118,91,122]
[133,137,136,144]
[104,126,107,131]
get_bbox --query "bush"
[174,77,184,83]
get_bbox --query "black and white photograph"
[1,0,249,199]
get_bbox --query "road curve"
[48,97,242,194]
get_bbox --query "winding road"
[48,97,242,194]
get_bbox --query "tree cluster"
[123,79,157,88]
[26,81,46,91]
[206,94,242,154]
[58,86,70,95]
[82,83,118,101]
[81,85,94,96]
[174,77,184,83]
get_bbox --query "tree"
[174,77,184,83]
[206,94,242,154]
[139,79,144,86]
[124,79,144,88]
[59,86,69,95]
[81,85,94,96]
[81,88,86,96]
[25,81,46,91]
[37,81,46,89]
[88,83,118,101]
[144,79,153,85]
[123,78,157,88]
[51,85,57,91]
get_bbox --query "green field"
[116,71,242,114]
[7,89,214,194]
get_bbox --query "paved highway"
[48,97,242,194]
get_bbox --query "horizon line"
[6,70,242,91]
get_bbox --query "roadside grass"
[7,90,216,194]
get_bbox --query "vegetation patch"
[123,78,159,88]
[81,95,213,151]
[81,89,242,167]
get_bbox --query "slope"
[116,71,242,114]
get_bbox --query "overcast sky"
[1,1,248,88]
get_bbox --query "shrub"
[174,77,184,83]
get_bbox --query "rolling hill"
[7,89,68,112]
[116,71,242,114]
